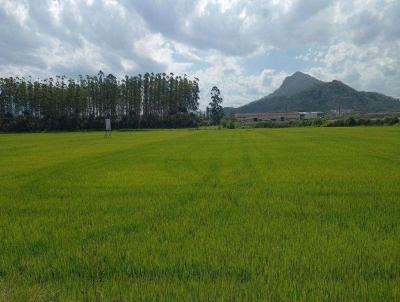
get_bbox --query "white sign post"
[105,118,111,137]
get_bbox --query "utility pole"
[285,103,288,120]
[336,96,342,117]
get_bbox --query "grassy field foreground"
[0,128,399,301]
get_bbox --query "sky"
[0,0,399,108]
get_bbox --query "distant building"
[235,112,323,123]
[300,112,324,119]
[330,109,353,116]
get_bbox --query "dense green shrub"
[247,116,399,129]
[325,116,399,127]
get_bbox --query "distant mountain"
[268,71,324,98]
[225,72,400,114]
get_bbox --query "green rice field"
[1,127,399,301]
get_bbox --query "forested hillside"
[226,72,400,114]
[0,71,200,131]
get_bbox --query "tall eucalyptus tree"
[0,71,201,131]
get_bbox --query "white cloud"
[192,53,288,108]
[0,0,399,107]
[306,40,400,96]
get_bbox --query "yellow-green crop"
[0,127,399,301]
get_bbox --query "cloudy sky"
[1,0,399,108]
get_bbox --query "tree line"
[0,71,200,131]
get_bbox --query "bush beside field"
[221,116,400,129]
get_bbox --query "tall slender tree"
[207,86,224,125]
[0,71,201,131]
